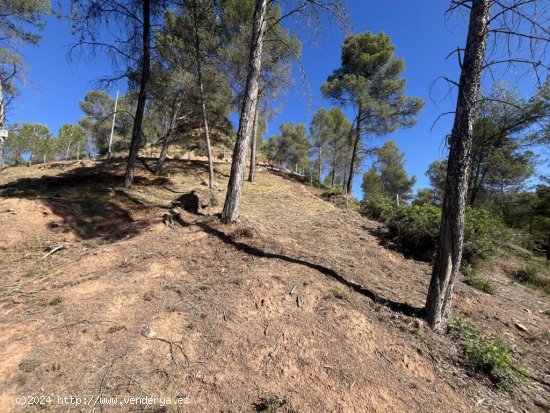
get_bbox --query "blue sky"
[8,0,545,198]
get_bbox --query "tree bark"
[331,154,336,188]
[0,78,5,171]
[221,0,268,223]
[425,0,492,332]
[317,146,322,183]
[346,113,361,194]
[123,0,151,188]
[248,101,260,182]
[193,0,215,189]
[155,108,179,175]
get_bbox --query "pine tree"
[322,32,423,194]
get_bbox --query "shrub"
[389,204,441,252]
[463,265,495,294]
[361,195,397,221]
[19,357,41,373]
[361,199,505,264]
[464,335,515,386]
[254,395,287,413]
[330,287,349,300]
[448,317,522,388]
[463,207,507,262]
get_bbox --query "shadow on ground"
[178,211,425,318]
[0,160,165,242]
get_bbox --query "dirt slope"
[0,159,548,412]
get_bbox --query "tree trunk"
[317,146,322,183]
[248,102,260,182]
[193,0,215,189]
[155,108,179,175]
[123,0,151,188]
[346,114,361,194]
[331,154,336,188]
[221,0,268,223]
[425,0,492,332]
[0,78,5,171]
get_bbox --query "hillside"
[0,158,549,412]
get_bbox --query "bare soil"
[0,158,548,412]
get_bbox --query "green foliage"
[254,395,287,413]
[79,90,133,155]
[330,287,349,300]
[362,140,416,202]
[362,199,504,263]
[309,107,352,186]
[0,0,50,108]
[322,32,424,135]
[388,203,441,253]
[266,123,310,171]
[463,265,495,294]
[448,318,521,388]
[426,160,446,205]
[361,168,384,200]
[463,207,507,262]
[361,194,397,221]
[413,188,436,206]
[4,123,53,164]
[56,124,87,160]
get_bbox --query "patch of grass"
[448,317,525,388]
[49,296,63,306]
[463,266,495,294]
[329,287,349,300]
[25,266,41,277]
[19,357,41,373]
[106,325,126,334]
[512,262,550,295]
[254,395,287,413]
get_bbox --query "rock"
[514,322,528,332]
[141,325,156,339]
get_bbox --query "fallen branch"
[43,245,66,258]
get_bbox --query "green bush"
[464,335,515,387]
[389,204,441,252]
[361,195,397,221]
[361,198,505,263]
[463,207,507,261]
[448,317,521,388]
[463,265,495,294]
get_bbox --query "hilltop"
[0,158,548,412]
